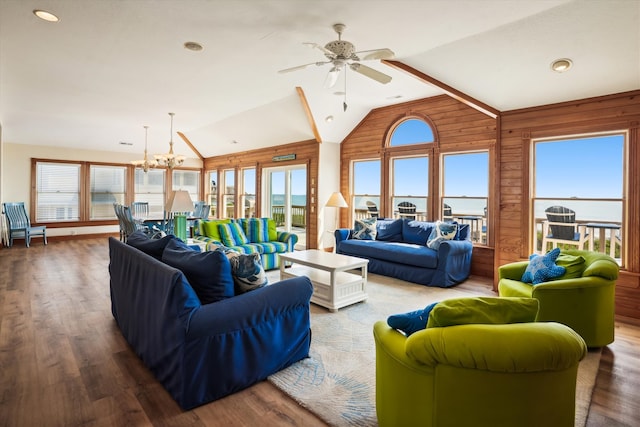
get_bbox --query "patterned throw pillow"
[426,221,458,250]
[353,217,377,240]
[219,249,268,294]
[218,222,249,247]
[521,247,566,285]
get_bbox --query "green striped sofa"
[192,217,298,270]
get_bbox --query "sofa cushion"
[126,231,176,260]
[201,219,231,241]
[245,218,270,243]
[426,221,458,250]
[402,220,434,245]
[387,302,438,336]
[426,297,539,328]
[219,222,249,247]
[353,217,377,240]
[162,239,235,304]
[375,218,403,242]
[252,241,288,254]
[339,239,438,269]
[521,248,566,285]
[555,253,586,280]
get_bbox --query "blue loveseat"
[335,218,473,287]
[108,235,313,410]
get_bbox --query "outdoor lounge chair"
[541,206,589,251]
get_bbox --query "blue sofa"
[108,235,313,410]
[335,218,473,287]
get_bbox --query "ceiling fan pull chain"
[343,67,348,112]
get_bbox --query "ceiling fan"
[278,23,395,89]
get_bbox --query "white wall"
[2,142,202,237]
[317,141,341,250]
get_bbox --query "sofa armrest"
[334,228,352,245]
[498,261,529,281]
[277,231,298,251]
[186,276,313,339]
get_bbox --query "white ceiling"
[1,0,638,160]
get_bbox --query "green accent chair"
[498,249,618,347]
[374,312,587,427]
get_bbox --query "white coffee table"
[279,250,369,312]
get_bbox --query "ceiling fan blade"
[278,61,329,74]
[354,48,395,61]
[323,67,341,89]
[303,42,337,58]
[349,63,392,84]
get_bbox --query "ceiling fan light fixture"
[33,9,59,22]
[551,58,573,73]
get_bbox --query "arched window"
[389,118,435,146]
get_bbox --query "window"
[222,169,235,218]
[241,168,256,218]
[90,165,126,220]
[389,118,434,146]
[532,133,625,263]
[208,171,218,218]
[172,169,200,204]
[352,160,381,219]
[135,168,165,217]
[391,156,428,220]
[442,152,489,244]
[35,162,81,222]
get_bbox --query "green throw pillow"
[202,219,231,242]
[554,253,586,280]
[426,297,539,328]
[267,218,278,241]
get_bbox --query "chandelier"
[131,125,157,173]
[154,112,185,169]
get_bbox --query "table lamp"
[166,190,194,241]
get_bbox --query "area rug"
[267,272,601,427]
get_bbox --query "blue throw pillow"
[375,218,403,241]
[353,217,377,240]
[426,221,458,250]
[162,239,235,304]
[219,222,249,247]
[387,302,438,336]
[126,231,176,260]
[521,247,566,285]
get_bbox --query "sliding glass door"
[263,165,307,249]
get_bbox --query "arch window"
[389,118,435,147]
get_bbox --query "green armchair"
[374,318,586,427]
[498,249,618,347]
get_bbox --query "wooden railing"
[271,205,306,227]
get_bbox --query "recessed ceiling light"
[184,41,203,52]
[551,58,573,73]
[33,9,59,22]
[325,115,334,123]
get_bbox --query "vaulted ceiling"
[1,0,638,160]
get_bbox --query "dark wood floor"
[0,237,638,426]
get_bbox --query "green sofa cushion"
[555,253,586,280]
[426,297,539,328]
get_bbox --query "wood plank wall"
[498,90,640,319]
[339,95,497,278]
[203,140,320,249]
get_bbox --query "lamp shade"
[326,192,348,208]
[166,190,194,213]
